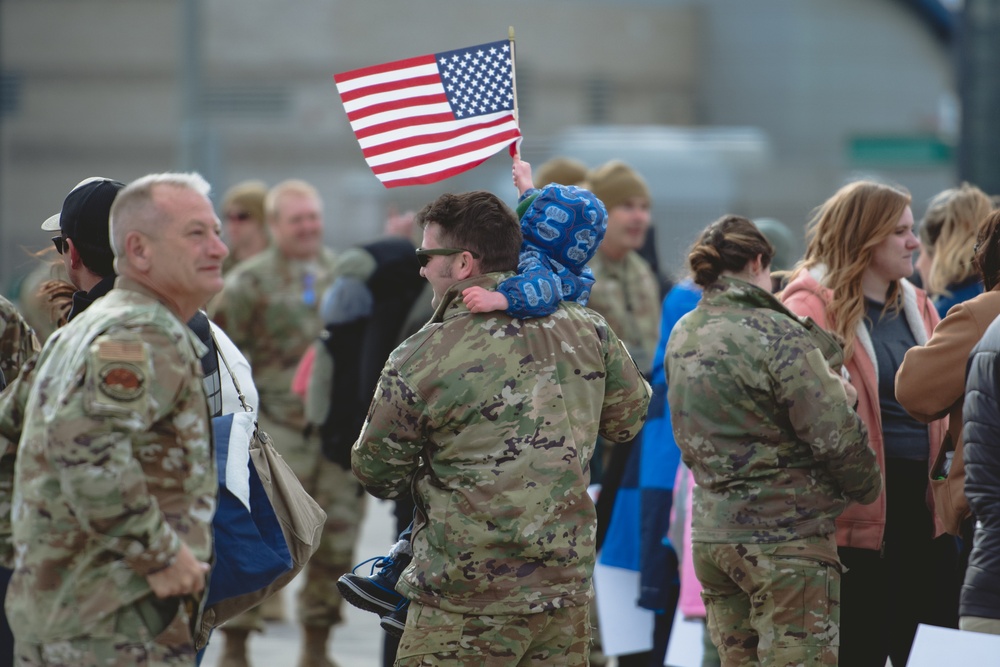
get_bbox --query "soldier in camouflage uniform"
[585,159,661,375]
[0,296,38,387]
[665,216,882,667]
[584,159,661,559]
[582,162,662,665]
[0,295,38,662]
[219,180,270,276]
[209,179,359,667]
[6,172,228,666]
[352,191,651,666]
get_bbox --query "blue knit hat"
[519,184,608,272]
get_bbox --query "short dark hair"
[416,191,520,273]
[74,241,116,278]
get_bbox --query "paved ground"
[200,497,398,667]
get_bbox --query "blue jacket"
[935,278,984,319]
[499,185,607,318]
[600,280,701,612]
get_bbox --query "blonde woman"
[781,180,957,667]
[920,182,994,317]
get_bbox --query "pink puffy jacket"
[781,268,947,549]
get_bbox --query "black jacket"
[961,315,1000,619]
[320,237,425,468]
[67,275,116,322]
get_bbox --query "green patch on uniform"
[98,362,146,401]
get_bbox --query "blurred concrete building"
[0,0,959,290]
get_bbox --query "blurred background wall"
[0,0,982,292]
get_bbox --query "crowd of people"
[0,156,999,667]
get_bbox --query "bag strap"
[210,328,252,414]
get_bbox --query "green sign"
[848,135,953,166]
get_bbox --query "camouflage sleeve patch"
[97,339,145,362]
[84,337,151,420]
[96,340,147,401]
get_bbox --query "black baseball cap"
[42,177,125,278]
[41,177,126,251]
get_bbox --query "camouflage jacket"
[588,251,661,375]
[0,296,40,566]
[6,278,215,643]
[665,277,880,544]
[209,245,337,431]
[352,272,651,615]
[0,294,39,386]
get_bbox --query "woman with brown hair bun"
[781,180,956,667]
[667,215,879,667]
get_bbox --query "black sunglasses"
[415,247,480,268]
[51,235,68,255]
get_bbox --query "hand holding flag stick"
[509,26,522,161]
[334,33,523,188]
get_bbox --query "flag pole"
[508,25,521,159]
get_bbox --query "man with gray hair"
[210,179,353,667]
[6,172,228,666]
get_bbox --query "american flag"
[334,40,522,188]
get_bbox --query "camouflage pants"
[693,534,841,667]
[224,417,365,631]
[15,596,195,666]
[394,602,590,666]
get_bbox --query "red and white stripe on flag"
[334,40,521,188]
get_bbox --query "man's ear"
[125,231,152,271]
[65,238,85,271]
[455,251,478,280]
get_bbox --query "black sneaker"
[380,600,409,638]
[337,553,411,615]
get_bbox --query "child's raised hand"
[513,158,534,196]
[462,286,509,313]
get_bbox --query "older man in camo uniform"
[6,172,227,666]
[209,179,360,667]
[352,191,651,666]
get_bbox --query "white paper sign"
[593,563,654,656]
[665,615,707,667]
[906,623,1000,666]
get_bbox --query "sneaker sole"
[337,576,400,615]
[380,615,406,638]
